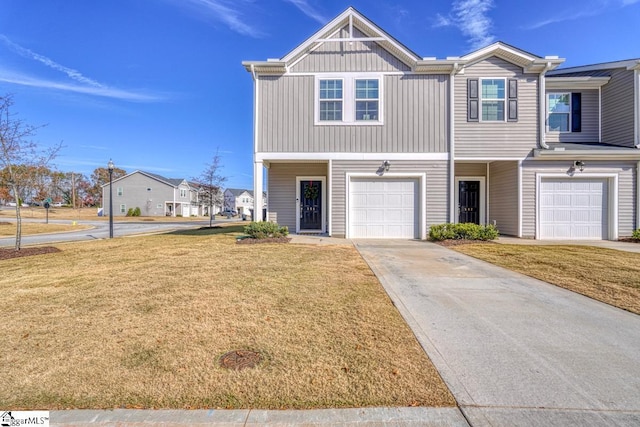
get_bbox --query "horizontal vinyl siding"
[455,163,488,177]
[602,69,636,147]
[488,162,519,236]
[331,160,449,237]
[455,57,539,158]
[545,89,599,143]
[291,27,410,73]
[267,163,328,233]
[521,160,637,238]
[105,173,174,217]
[257,74,449,153]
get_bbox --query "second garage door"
[349,178,419,238]
[539,178,608,239]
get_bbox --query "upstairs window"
[180,189,187,198]
[316,76,382,125]
[117,187,123,196]
[319,79,343,121]
[355,79,379,121]
[481,79,505,121]
[547,93,570,132]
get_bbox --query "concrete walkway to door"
[354,240,640,427]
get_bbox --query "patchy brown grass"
[451,243,640,315]
[1,230,454,410]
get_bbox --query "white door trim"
[454,176,486,225]
[535,173,618,240]
[296,176,326,234]
[345,173,427,239]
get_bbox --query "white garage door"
[540,178,608,239]
[350,178,419,238]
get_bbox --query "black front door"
[300,180,322,230]
[459,181,480,224]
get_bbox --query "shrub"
[126,208,134,217]
[632,229,640,240]
[244,221,289,239]
[133,207,141,216]
[429,223,499,241]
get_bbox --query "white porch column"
[253,160,264,222]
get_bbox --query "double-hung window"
[547,93,571,132]
[317,76,382,124]
[481,79,505,121]
[355,79,379,121]
[319,79,343,121]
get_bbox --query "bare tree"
[192,151,227,228]
[0,94,61,250]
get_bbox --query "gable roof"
[459,41,564,73]
[225,188,253,197]
[103,170,188,188]
[242,7,459,75]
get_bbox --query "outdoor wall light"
[383,160,391,172]
[573,160,585,172]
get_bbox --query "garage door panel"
[540,178,608,240]
[350,178,419,239]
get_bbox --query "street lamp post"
[108,159,114,238]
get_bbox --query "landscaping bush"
[632,229,640,240]
[133,207,141,216]
[126,208,134,217]
[429,223,499,241]
[244,221,289,239]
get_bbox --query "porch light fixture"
[383,160,391,172]
[574,160,585,172]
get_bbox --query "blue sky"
[1,0,639,189]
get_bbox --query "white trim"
[448,65,457,223]
[486,163,490,223]
[599,86,602,143]
[296,176,327,234]
[256,152,449,161]
[517,160,523,237]
[254,161,264,222]
[635,70,639,147]
[455,156,523,161]
[546,92,571,133]
[288,71,406,77]
[545,76,610,89]
[454,176,486,225]
[535,173,619,240]
[328,159,333,236]
[345,173,427,240]
[637,161,640,231]
[315,74,384,125]
[478,78,507,123]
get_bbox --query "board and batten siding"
[291,27,410,73]
[455,57,539,158]
[545,89,599,143]
[330,160,449,237]
[521,160,637,238]
[257,74,449,153]
[267,163,328,233]
[602,69,636,147]
[488,161,519,236]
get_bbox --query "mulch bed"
[0,247,61,261]
[236,237,291,244]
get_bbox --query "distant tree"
[90,166,126,207]
[0,94,61,250]
[192,151,227,227]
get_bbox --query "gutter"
[539,62,553,150]
[449,63,460,223]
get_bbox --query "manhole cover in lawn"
[219,350,263,370]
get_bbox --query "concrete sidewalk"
[355,240,640,427]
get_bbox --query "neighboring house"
[102,171,200,217]
[224,188,267,218]
[243,7,640,240]
[191,182,223,216]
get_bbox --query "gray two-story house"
[243,7,640,240]
[102,170,199,217]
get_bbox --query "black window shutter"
[468,79,479,122]
[571,92,581,132]
[507,79,518,122]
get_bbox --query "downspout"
[449,63,460,223]
[539,62,553,149]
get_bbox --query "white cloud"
[282,0,327,24]
[0,70,165,102]
[167,0,264,37]
[435,0,495,50]
[525,0,639,30]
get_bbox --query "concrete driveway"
[355,240,640,426]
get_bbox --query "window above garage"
[316,75,383,125]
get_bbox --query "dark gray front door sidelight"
[300,180,322,230]
[459,180,480,224]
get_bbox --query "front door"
[459,180,480,224]
[299,180,322,231]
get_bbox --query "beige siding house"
[244,7,640,240]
